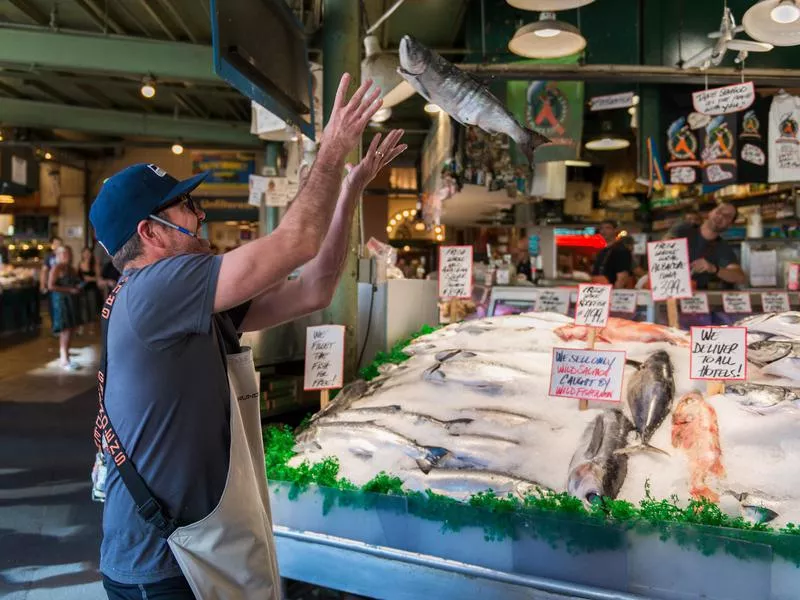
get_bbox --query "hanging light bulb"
[424,103,441,114]
[171,142,184,155]
[140,76,156,99]
[772,0,800,23]
[509,12,587,59]
[371,107,392,123]
[44,152,53,160]
[386,225,393,233]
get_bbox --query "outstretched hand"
[344,130,408,190]
[320,73,383,158]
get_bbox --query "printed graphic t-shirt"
[768,93,800,183]
[100,253,249,584]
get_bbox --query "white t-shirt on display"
[768,93,800,183]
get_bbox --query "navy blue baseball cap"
[90,163,210,255]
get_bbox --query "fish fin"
[586,415,605,458]
[415,446,451,474]
[614,443,671,457]
[520,127,551,165]
[423,364,446,383]
[435,349,462,362]
[443,418,474,430]
[625,358,643,368]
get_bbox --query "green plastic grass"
[265,325,800,565]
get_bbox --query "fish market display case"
[268,481,799,600]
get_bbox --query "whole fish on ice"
[397,35,550,164]
[402,468,546,501]
[723,382,800,414]
[335,405,474,431]
[554,318,689,347]
[737,311,800,340]
[567,409,632,507]
[671,392,725,503]
[617,350,675,456]
[746,340,800,380]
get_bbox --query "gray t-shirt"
[665,222,738,290]
[99,253,247,584]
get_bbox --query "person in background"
[514,238,533,283]
[48,245,84,370]
[0,233,9,265]
[40,236,63,331]
[665,201,745,290]
[684,209,703,227]
[79,246,103,327]
[591,220,634,288]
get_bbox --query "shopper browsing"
[591,220,634,288]
[90,73,406,600]
[47,245,83,370]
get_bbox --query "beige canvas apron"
[167,346,281,600]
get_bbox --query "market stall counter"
[0,267,40,335]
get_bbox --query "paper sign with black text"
[692,82,755,116]
[536,289,571,315]
[680,293,710,314]
[611,290,638,314]
[438,246,473,299]
[761,292,791,313]
[248,174,267,207]
[690,327,747,381]
[548,348,626,403]
[647,239,693,301]
[722,292,753,314]
[590,91,636,112]
[575,284,612,327]
[304,325,346,391]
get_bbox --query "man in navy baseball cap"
[90,163,210,266]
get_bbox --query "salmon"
[554,317,689,347]
[671,392,725,502]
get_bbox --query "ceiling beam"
[158,0,197,43]
[0,28,217,82]
[0,97,260,147]
[458,63,800,86]
[7,0,49,25]
[72,0,127,35]
[138,0,178,41]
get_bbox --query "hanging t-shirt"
[768,93,800,183]
[737,96,769,183]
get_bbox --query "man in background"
[591,220,634,288]
[665,202,745,289]
[0,233,9,265]
[684,209,703,227]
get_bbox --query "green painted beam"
[0,28,216,82]
[0,97,260,147]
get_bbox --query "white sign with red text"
[680,293,710,314]
[575,284,612,327]
[549,348,626,403]
[690,327,747,381]
[647,239,693,301]
[761,292,791,313]
[304,325,346,391]
[611,290,638,314]
[722,292,753,314]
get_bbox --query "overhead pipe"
[365,0,408,35]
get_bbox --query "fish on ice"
[397,35,550,164]
[335,405,474,431]
[722,382,800,414]
[671,392,725,503]
[402,468,547,501]
[554,318,689,347]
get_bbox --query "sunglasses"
[148,194,203,238]
[161,193,200,215]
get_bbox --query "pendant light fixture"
[361,35,416,111]
[506,0,594,9]
[508,12,587,59]
[744,0,800,46]
[585,121,630,151]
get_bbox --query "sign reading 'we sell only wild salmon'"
[548,348,626,403]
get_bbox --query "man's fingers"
[384,144,408,165]
[367,133,382,156]
[347,78,374,112]
[332,73,351,114]
[376,129,403,158]
[358,97,384,127]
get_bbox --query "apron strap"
[92,276,178,538]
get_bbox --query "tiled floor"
[0,324,105,599]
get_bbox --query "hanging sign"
[536,289,571,315]
[762,291,791,313]
[611,290,638,314]
[680,293,710,314]
[647,239,693,301]
[303,325,346,391]
[549,348,626,403]
[722,292,753,314]
[248,174,267,206]
[438,246,473,299]
[692,82,755,116]
[589,91,636,112]
[690,326,747,381]
[575,284,612,327]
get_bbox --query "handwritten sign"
[611,290,638,314]
[248,174,267,206]
[575,284,612,327]
[692,82,754,116]
[647,239,693,301]
[761,292,790,313]
[680,293,710,314]
[632,233,648,256]
[303,325,345,391]
[536,289,571,315]
[438,246,473,299]
[548,348,626,403]
[741,143,765,166]
[690,327,747,381]
[789,264,799,291]
[590,91,636,112]
[722,292,753,314]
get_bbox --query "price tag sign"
[248,174,267,206]
[680,293,710,314]
[762,292,791,313]
[692,82,755,116]
[304,325,346,391]
[438,246,473,299]
[575,284,612,327]
[632,233,648,256]
[789,264,800,291]
[549,348,626,403]
[690,327,747,381]
[536,289,571,315]
[722,292,753,314]
[647,239,693,301]
[611,290,638,314]
[589,91,636,112]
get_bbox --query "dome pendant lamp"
[508,12,587,59]
[744,0,800,46]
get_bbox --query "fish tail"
[614,443,671,457]
[415,446,451,474]
[520,127,551,165]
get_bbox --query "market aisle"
[0,329,105,599]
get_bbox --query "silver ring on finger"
[375,151,385,159]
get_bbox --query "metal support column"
[322,0,361,382]
[263,142,281,234]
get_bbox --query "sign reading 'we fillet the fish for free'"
[549,348,626,403]
[690,327,747,381]
[647,239,693,301]
[304,325,345,391]
[575,284,612,327]
[438,246,473,299]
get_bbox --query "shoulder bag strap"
[92,276,178,538]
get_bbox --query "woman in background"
[48,245,83,371]
[78,245,102,329]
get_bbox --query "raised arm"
[239,130,407,332]
[213,73,382,314]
